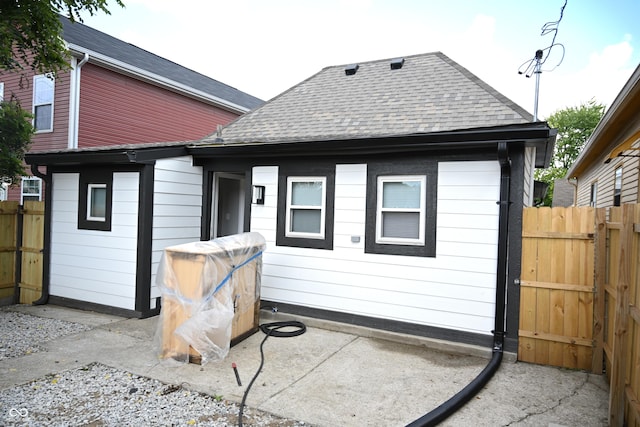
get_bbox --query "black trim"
[504,143,525,353]
[365,160,437,257]
[48,295,153,319]
[276,163,335,250]
[188,122,555,168]
[135,163,155,314]
[77,169,113,231]
[261,301,494,348]
[201,170,214,240]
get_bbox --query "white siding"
[149,157,203,307]
[523,146,536,207]
[50,172,140,309]
[251,161,500,336]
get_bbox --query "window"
[21,177,42,203]
[376,176,426,245]
[590,182,597,207]
[614,167,622,207]
[285,177,326,239]
[33,74,54,132]
[276,165,335,250]
[366,161,437,257]
[0,183,7,201]
[87,183,107,221]
[78,171,113,231]
[0,82,4,101]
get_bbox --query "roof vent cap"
[390,57,405,70]
[345,64,359,75]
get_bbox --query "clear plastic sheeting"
[155,232,266,364]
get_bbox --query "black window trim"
[276,163,335,250]
[365,160,438,257]
[78,169,113,231]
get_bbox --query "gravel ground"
[0,307,308,427]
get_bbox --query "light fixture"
[252,185,265,205]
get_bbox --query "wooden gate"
[0,200,44,304]
[519,206,601,371]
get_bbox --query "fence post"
[592,208,606,374]
[609,203,633,426]
[13,204,24,304]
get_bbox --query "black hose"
[406,142,511,426]
[238,321,306,427]
[405,349,503,427]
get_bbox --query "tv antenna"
[518,0,567,121]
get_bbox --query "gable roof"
[206,52,533,144]
[566,62,640,178]
[60,16,264,113]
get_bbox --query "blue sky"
[80,0,640,120]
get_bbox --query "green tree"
[0,99,35,186]
[1,0,124,75]
[535,100,606,206]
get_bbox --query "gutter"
[66,44,251,115]
[406,142,510,426]
[29,164,51,306]
[68,52,89,149]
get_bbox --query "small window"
[376,176,426,245]
[21,177,42,203]
[285,177,326,239]
[590,182,597,207]
[614,167,622,207]
[0,183,8,201]
[0,82,4,101]
[365,160,437,257]
[276,165,335,250]
[87,183,107,221]
[78,171,113,231]
[33,74,54,132]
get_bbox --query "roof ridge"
[436,52,533,121]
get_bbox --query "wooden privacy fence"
[605,204,640,427]
[520,205,640,426]
[0,200,44,304]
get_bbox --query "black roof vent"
[345,64,359,75]
[390,57,405,70]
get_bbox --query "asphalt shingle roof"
[60,16,264,111]
[210,52,533,144]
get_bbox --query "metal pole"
[533,49,543,121]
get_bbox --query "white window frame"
[21,177,42,203]
[0,82,4,101]
[376,175,426,246]
[590,182,597,207]
[614,166,622,206]
[285,176,326,240]
[33,74,55,133]
[86,183,107,221]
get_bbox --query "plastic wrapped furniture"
[155,232,266,364]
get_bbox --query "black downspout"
[406,142,511,427]
[30,164,51,306]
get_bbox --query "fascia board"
[67,44,249,114]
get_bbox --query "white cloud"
[538,38,635,118]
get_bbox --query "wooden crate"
[159,236,263,364]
